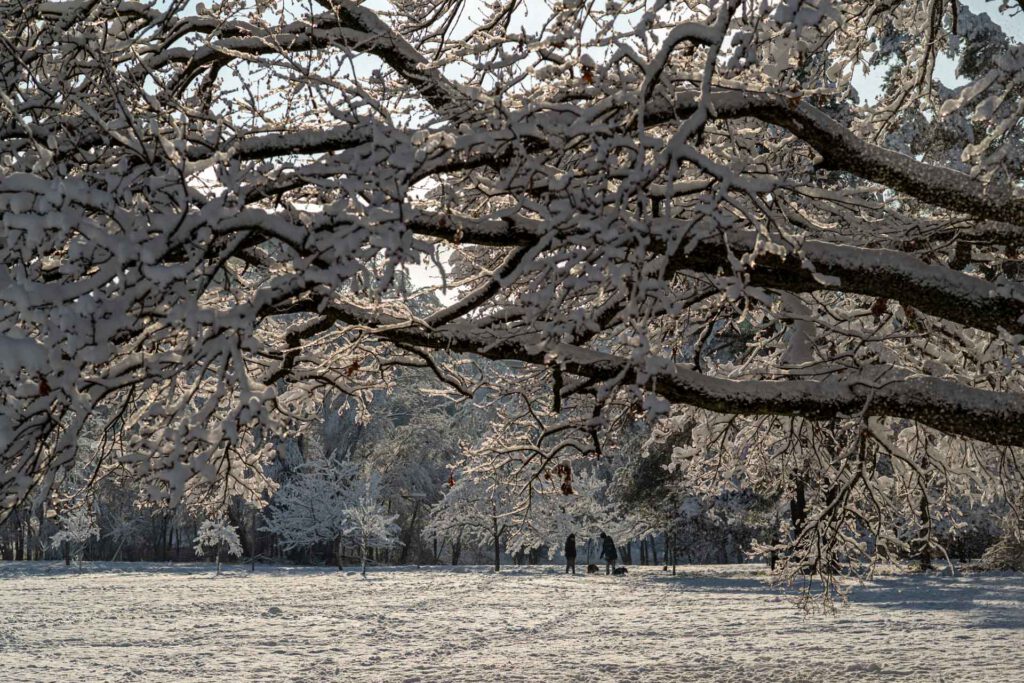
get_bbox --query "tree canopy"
[2,0,1023,541]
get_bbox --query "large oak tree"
[2,0,1022,570]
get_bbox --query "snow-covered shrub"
[981,534,1024,571]
[193,518,243,574]
[981,509,1024,571]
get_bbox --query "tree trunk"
[790,478,812,572]
[492,518,501,571]
[166,518,174,561]
[790,479,807,537]
[918,490,932,571]
[769,512,779,571]
[399,500,420,564]
[250,508,257,572]
[216,543,222,575]
[159,515,166,562]
[14,512,23,561]
[361,537,368,577]
[112,537,126,562]
[451,530,461,565]
[159,515,167,562]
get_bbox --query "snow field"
[0,563,1021,682]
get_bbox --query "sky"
[403,0,1024,291]
[182,0,1023,293]
[853,0,1024,98]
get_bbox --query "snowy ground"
[0,562,1021,682]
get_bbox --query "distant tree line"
[0,371,1008,571]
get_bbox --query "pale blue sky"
[187,0,1023,110]
[853,0,1024,99]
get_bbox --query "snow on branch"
[3,0,1024,517]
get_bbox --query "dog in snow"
[612,567,628,576]
[586,564,600,574]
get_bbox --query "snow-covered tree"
[2,0,1024,595]
[426,463,519,571]
[263,453,401,573]
[262,458,358,568]
[343,475,400,577]
[49,507,99,572]
[193,517,243,575]
[342,379,483,563]
[507,465,613,563]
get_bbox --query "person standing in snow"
[599,532,618,575]
[564,533,577,574]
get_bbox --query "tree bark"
[918,490,933,571]
[451,529,461,565]
[319,303,1024,449]
[492,522,501,572]
[790,478,816,573]
[399,500,420,564]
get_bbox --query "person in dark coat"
[599,532,618,575]
[564,533,577,574]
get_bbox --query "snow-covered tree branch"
[2,0,1023,535]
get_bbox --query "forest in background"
[0,365,1004,573]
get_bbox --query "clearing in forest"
[0,563,1020,682]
